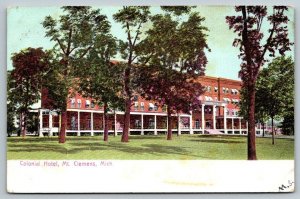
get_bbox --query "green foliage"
[239,56,294,124]
[136,9,209,114]
[76,33,124,111]
[42,6,112,111]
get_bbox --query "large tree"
[136,9,208,140]
[43,6,111,143]
[257,56,294,144]
[113,6,151,142]
[226,6,293,160]
[9,48,51,137]
[77,34,124,141]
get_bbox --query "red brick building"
[38,75,262,136]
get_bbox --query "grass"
[7,134,294,160]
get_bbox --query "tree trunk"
[167,106,172,140]
[262,122,265,137]
[247,84,257,160]
[114,110,117,137]
[121,65,131,142]
[103,103,109,142]
[59,111,67,143]
[271,117,275,145]
[121,98,131,142]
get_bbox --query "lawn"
[7,135,294,160]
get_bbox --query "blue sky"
[7,6,295,80]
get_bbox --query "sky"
[7,6,295,80]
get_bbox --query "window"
[140,102,145,111]
[85,100,90,108]
[134,120,141,128]
[195,119,200,129]
[91,101,95,108]
[222,87,226,93]
[207,86,211,92]
[70,99,75,108]
[226,88,229,93]
[154,103,158,111]
[77,99,81,108]
[162,105,167,112]
[71,116,77,130]
[133,95,138,101]
[134,102,139,111]
[214,87,218,92]
[149,103,154,111]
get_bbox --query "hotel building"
[37,76,263,137]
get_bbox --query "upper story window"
[226,88,229,93]
[207,86,211,92]
[154,103,158,111]
[91,100,95,108]
[77,99,81,108]
[70,98,75,108]
[140,102,145,111]
[134,102,139,111]
[133,95,138,101]
[149,103,154,111]
[222,87,226,93]
[231,89,239,95]
[214,87,218,92]
[85,100,90,108]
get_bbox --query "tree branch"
[56,38,67,55]
[66,28,73,55]
[79,45,93,59]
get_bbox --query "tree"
[10,47,51,137]
[77,34,124,142]
[280,107,294,135]
[43,6,111,143]
[257,56,294,144]
[136,9,208,140]
[7,71,17,137]
[113,6,151,142]
[226,6,293,160]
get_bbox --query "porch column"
[141,114,144,135]
[178,115,181,135]
[201,104,205,134]
[154,115,157,135]
[49,113,53,136]
[224,106,227,134]
[77,111,80,136]
[213,105,216,129]
[239,118,242,134]
[114,111,117,136]
[91,112,94,136]
[39,109,43,137]
[189,114,193,134]
[246,121,248,135]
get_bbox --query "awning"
[214,87,218,90]
[70,98,75,103]
[149,103,154,108]
[85,100,90,105]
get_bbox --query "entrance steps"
[204,129,224,135]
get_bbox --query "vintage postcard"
[7,6,294,193]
